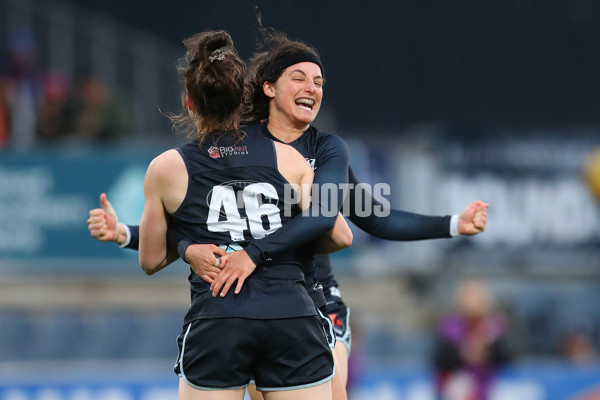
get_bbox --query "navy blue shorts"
[306,279,335,348]
[174,316,334,391]
[325,286,352,352]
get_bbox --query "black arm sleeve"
[125,225,183,257]
[347,166,452,240]
[124,225,140,250]
[244,134,350,265]
[167,228,193,262]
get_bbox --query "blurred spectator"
[432,278,511,400]
[70,71,131,143]
[35,70,73,144]
[0,28,43,150]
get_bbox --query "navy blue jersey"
[167,130,316,323]
[168,134,297,247]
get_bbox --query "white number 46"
[206,182,282,242]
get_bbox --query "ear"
[263,81,275,99]
[185,94,194,111]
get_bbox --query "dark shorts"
[306,279,335,348]
[174,317,334,391]
[317,307,335,348]
[325,286,352,353]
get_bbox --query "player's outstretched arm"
[346,167,488,240]
[87,193,228,281]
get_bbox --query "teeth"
[296,98,315,107]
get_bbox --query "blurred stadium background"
[1,0,600,399]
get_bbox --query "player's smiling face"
[265,62,323,127]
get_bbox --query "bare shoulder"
[145,149,187,197]
[145,149,188,212]
[147,149,185,179]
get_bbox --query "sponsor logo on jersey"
[306,158,316,170]
[208,145,249,159]
[208,146,220,158]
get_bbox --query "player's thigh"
[246,383,264,400]
[330,347,348,400]
[261,381,331,400]
[178,378,245,400]
[334,340,349,386]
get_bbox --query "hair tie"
[209,47,227,63]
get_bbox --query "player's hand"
[87,193,123,243]
[186,244,227,284]
[457,200,489,235]
[210,250,256,297]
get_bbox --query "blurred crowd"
[0,28,132,151]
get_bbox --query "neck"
[266,114,309,143]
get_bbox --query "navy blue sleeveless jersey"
[167,130,316,323]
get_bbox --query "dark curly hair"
[241,13,324,125]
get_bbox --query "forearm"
[350,209,453,240]
[244,212,339,264]
[172,214,339,264]
[347,166,454,240]
[141,246,180,274]
[120,225,184,261]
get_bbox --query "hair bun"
[208,47,227,63]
